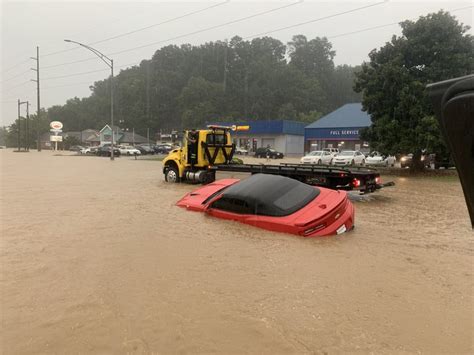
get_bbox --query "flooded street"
[1,150,472,354]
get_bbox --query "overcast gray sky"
[1,0,472,126]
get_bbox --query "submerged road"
[1,150,472,353]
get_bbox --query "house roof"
[305,103,372,129]
[100,125,123,133]
[119,131,148,143]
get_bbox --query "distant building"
[99,125,148,145]
[209,120,306,156]
[304,103,372,152]
[65,129,100,146]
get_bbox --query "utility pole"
[31,46,41,151]
[223,39,228,93]
[146,61,151,125]
[25,101,30,151]
[147,128,150,145]
[17,100,21,151]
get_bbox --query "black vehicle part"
[215,174,320,217]
[201,141,235,165]
[213,163,388,194]
[427,74,474,228]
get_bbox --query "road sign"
[50,121,63,130]
[50,135,63,142]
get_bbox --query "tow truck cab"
[163,126,236,184]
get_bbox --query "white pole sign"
[50,121,63,150]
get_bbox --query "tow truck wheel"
[165,166,180,183]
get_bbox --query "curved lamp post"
[64,39,115,160]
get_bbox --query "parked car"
[80,146,98,155]
[365,151,396,167]
[177,174,354,237]
[96,144,121,157]
[154,144,173,154]
[69,145,84,152]
[118,146,141,155]
[136,145,154,155]
[425,153,455,169]
[322,147,340,157]
[235,146,248,155]
[332,150,366,166]
[300,150,333,165]
[400,153,413,168]
[255,147,284,159]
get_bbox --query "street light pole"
[64,39,115,160]
[17,99,21,151]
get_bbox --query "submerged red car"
[176,174,354,237]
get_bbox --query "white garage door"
[261,138,275,148]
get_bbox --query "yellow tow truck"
[162,124,390,194]
[162,125,248,184]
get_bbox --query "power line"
[10,2,472,86]
[109,1,303,56]
[328,22,398,39]
[42,61,140,80]
[0,69,31,83]
[1,59,31,74]
[327,4,473,40]
[3,81,31,90]
[42,68,109,80]
[242,0,389,40]
[41,0,303,70]
[42,0,230,58]
[42,81,97,90]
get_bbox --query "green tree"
[354,11,473,170]
[179,76,224,128]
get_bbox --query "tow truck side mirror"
[427,75,474,228]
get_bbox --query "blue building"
[305,103,372,152]
[211,120,306,156]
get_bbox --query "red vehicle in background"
[176,174,354,237]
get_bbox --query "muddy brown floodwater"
[1,150,473,354]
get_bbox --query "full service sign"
[305,127,363,140]
[329,129,359,136]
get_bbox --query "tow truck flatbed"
[213,163,393,194]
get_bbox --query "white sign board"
[50,135,63,142]
[50,121,63,130]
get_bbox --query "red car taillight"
[303,224,326,236]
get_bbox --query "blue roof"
[305,103,371,129]
[208,120,305,136]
